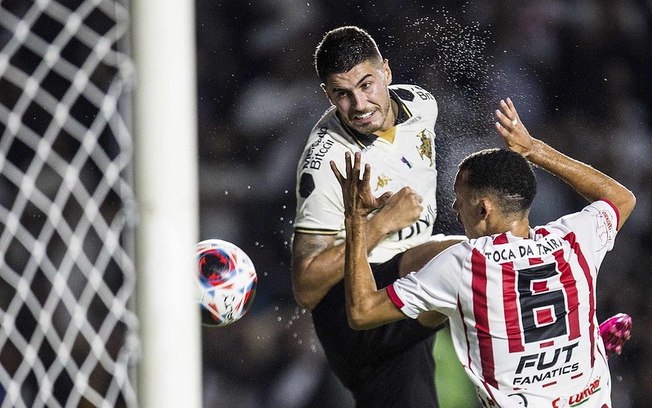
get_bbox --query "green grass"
[434,326,480,408]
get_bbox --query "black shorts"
[311,252,441,407]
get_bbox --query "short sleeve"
[294,139,347,234]
[389,243,466,318]
[552,200,619,268]
[294,167,344,234]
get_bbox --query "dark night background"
[194,2,652,406]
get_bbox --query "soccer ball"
[196,239,257,326]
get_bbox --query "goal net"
[0,1,138,407]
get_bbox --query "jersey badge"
[416,129,434,166]
[299,173,315,198]
[376,174,391,191]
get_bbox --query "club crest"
[416,129,434,166]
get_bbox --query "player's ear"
[383,59,392,85]
[321,83,334,105]
[478,198,490,220]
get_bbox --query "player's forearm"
[292,221,394,310]
[527,139,636,229]
[344,216,400,330]
[344,216,379,328]
[291,240,345,310]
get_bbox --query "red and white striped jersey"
[389,200,620,408]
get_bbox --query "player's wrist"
[524,139,546,162]
[345,213,367,227]
[367,212,394,236]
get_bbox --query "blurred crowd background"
[194,1,652,407]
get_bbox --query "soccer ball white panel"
[196,239,257,326]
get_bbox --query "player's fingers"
[506,98,520,126]
[352,151,361,181]
[330,160,344,184]
[506,97,517,114]
[496,105,515,129]
[499,98,515,117]
[495,108,507,126]
[378,191,393,207]
[495,118,510,137]
[498,99,519,128]
[344,151,353,180]
[362,162,371,185]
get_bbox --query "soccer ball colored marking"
[196,239,257,326]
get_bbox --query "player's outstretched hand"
[494,98,536,157]
[331,152,392,219]
[599,313,632,357]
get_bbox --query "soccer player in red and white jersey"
[331,98,636,408]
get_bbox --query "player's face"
[453,170,486,239]
[323,59,394,134]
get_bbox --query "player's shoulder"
[390,84,437,107]
[427,238,474,265]
[301,109,347,150]
[297,109,350,177]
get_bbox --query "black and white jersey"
[294,84,439,263]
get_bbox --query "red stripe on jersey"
[458,297,473,370]
[501,262,524,352]
[386,284,405,309]
[552,248,581,341]
[493,233,509,245]
[535,227,550,237]
[564,231,597,367]
[471,249,498,388]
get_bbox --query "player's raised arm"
[292,174,427,311]
[291,186,425,310]
[330,152,410,329]
[494,98,636,230]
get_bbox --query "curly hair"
[314,26,383,82]
[459,148,537,214]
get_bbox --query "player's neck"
[486,217,530,239]
[506,219,530,239]
[388,99,398,129]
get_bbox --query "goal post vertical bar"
[131,0,202,406]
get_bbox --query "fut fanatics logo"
[416,129,434,166]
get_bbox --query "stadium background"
[195,1,651,407]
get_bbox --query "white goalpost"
[131,0,202,406]
[0,0,202,406]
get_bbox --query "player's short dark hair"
[459,148,536,214]
[314,26,383,82]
